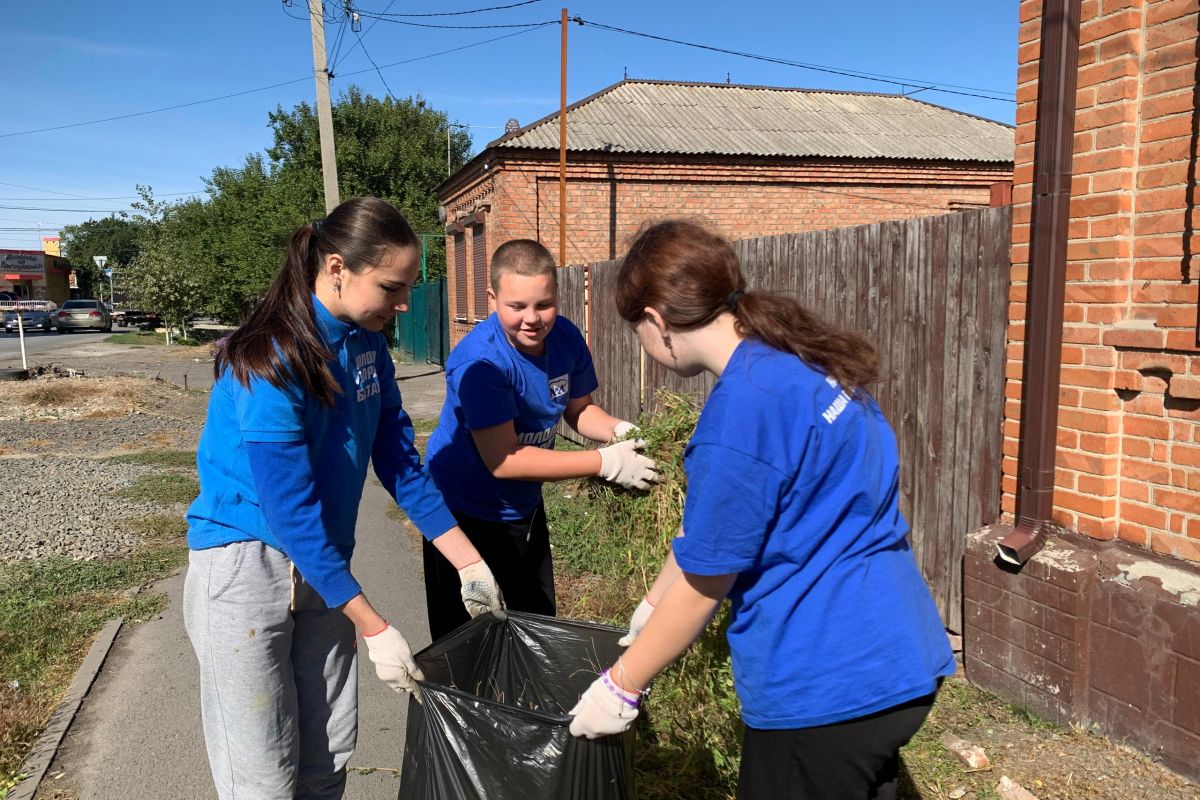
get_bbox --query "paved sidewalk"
[37,473,437,800]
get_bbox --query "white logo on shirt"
[354,351,380,402]
[821,376,851,425]
[517,426,556,449]
[549,374,569,400]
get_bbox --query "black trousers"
[737,688,938,800]
[422,503,555,642]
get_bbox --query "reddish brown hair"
[215,196,417,406]
[615,219,879,391]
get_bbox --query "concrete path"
[39,480,434,800]
[31,348,449,799]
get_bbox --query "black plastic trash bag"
[399,611,634,800]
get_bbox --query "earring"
[333,277,342,296]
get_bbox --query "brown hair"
[615,219,879,391]
[489,238,558,293]
[215,196,417,406]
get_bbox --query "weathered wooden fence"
[560,206,1011,630]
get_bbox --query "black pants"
[422,503,555,642]
[737,688,938,800]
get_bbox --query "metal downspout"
[998,0,1083,565]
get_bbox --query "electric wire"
[352,11,556,30]
[333,0,396,67]
[353,29,396,100]
[0,25,552,140]
[363,0,543,17]
[574,18,1016,103]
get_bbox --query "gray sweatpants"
[183,541,358,800]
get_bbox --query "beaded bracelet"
[600,669,641,709]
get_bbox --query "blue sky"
[1,1,1017,251]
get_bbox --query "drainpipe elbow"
[997,521,1049,566]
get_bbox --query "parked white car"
[54,299,112,333]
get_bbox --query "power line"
[573,18,1016,103]
[352,11,557,30]
[0,191,203,202]
[0,26,551,140]
[332,0,397,67]
[363,0,544,17]
[353,29,396,100]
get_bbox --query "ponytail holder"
[311,218,325,238]
[726,289,745,310]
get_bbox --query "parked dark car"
[121,309,162,331]
[4,307,55,333]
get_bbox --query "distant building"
[1,249,71,304]
[437,78,1014,344]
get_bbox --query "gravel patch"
[0,373,204,563]
[0,455,190,563]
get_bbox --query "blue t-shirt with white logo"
[427,313,598,521]
[675,337,954,730]
[186,296,455,606]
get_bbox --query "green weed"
[105,450,197,469]
[0,546,186,786]
[118,474,200,505]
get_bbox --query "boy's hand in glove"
[569,672,640,739]
[611,420,640,441]
[597,439,659,490]
[458,560,507,620]
[617,597,655,647]
[362,624,424,702]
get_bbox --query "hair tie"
[726,289,745,310]
[311,218,325,237]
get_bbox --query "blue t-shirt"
[427,313,599,521]
[187,297,455,606]
[674,338,954,730]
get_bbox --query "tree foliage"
[61,87,470,322]
[122,187,205,336]
[59,216,140,298]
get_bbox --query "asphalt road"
[0,329,118,365]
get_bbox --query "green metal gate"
[393,279,449,366]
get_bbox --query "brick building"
[438,79,1014,344]
[965,0,1200,781]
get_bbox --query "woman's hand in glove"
[361,623,424,702]
[617,597,655,647]
[569,671,640,739]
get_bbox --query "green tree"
[123,187,205,339]
[59,216,141,298]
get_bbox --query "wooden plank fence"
[557,206,1011,630]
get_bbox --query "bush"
[547,392,742,800]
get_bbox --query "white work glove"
[597,439,659,490]
[458,560,507,621]
[611,420,639,441]
[617,597,655,647]
[362,624,425,702]
[569,672,641,739]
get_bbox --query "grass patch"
[123,513,188,542]
[105,450,196,469]
[105,332,165,346]
[0,545,187,788]
[118,474,200,505]
[410,418,438,436]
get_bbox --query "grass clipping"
[548,392,742,800]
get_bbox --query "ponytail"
[214,197,418,406]
[616,219,879,392]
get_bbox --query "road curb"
[10,616,124,800]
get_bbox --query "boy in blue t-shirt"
[425,239,658,639]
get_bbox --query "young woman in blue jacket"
[184,197,503,800]
[569,220,954,800]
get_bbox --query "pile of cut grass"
[548,391,743,800]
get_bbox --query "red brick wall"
[1005,0,1200,561]
[444,153,1011,345]
[965,525,1200,782]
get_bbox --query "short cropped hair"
[489,239,558,293]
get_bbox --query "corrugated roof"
[491,80,1014,163]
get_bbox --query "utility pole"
[558,7,568,267]
[309,0,340,213]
